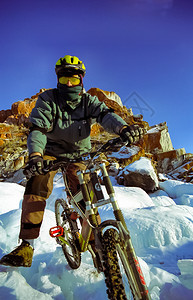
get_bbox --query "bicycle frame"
[49,137,151,299]
[61,161,125,252]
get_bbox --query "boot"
[0,240,34,267]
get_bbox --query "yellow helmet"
[55,55,86,77]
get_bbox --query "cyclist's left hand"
[23,155,44,178]
[120,125,145,145]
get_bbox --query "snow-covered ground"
[1,173,193,299]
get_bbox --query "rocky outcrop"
[87,87,124,109]
[143,122,173,154]
[166,155,193,182]
[5,89,46,126]
[0,123,28,179]
[0,87,192,187]
[155,148,186,173]
[0,109,12,123]
[0,89,46,179]
[88,87,149,137]
[7,99,36,126]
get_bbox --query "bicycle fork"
[100,163,151,299]
[100,163,128,229]
[77,162,127,241]
[95,163,150,299]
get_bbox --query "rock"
[156,148,186,161]
[87,87,124,108]
[156,148,186,173]
[11,99,36,116]
[107,162,120,176]
[143,122,173,154]
[87,87,135,124]
[0,123,28,179]
[14,156,25,170]
[107,145,145,167]
[167,157,193,182]
[0,109,12,123]
[0,89,46,127]
[6,98,37,126]
[0,123,14,141]
[117,157,159,192]
[88,87,149,138]
[0,89,48,180]
[90,123,104,137]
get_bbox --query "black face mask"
[57,83,83,109]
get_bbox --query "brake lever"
[100,137,127,151]
[42,160,59,173]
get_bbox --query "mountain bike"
[46,137,151,300]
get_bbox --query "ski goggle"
[58,76,81,85]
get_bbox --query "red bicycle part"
[70,211,80,220]
[49,226,64,238]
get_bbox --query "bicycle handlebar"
[24,136,126,177]
[44,137,126,172]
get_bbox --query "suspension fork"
[100,164,150,298]
[77,170,99,251]
[100,163,127,230]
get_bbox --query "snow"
[0,182,24,214]
[159,180,193,198]
[1,173,193,299]
[147,127,160,134]
[107,145,140,159]
[123,156,157,182]
[124,157,156,174]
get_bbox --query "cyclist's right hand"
[120,125,145,145]
[23,155,44,178]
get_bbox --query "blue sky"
[0,0,193,153]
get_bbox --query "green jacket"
[28,88,128,159]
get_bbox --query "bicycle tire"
[55,198,81,269]
[102,228,150,300]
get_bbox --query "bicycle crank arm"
[49,226,69,246]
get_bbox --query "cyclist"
[0,55,144,267]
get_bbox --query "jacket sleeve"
[27,91,55,155]
[87,94,128,135]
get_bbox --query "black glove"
[120,125,144,145]
[23,155,44,178]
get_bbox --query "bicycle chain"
[102,228,127,300]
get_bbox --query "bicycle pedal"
[49,226,64,238]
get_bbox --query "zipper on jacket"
[78,125,81,136]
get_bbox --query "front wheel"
[102,228,150,300]
[55,198,81,269]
